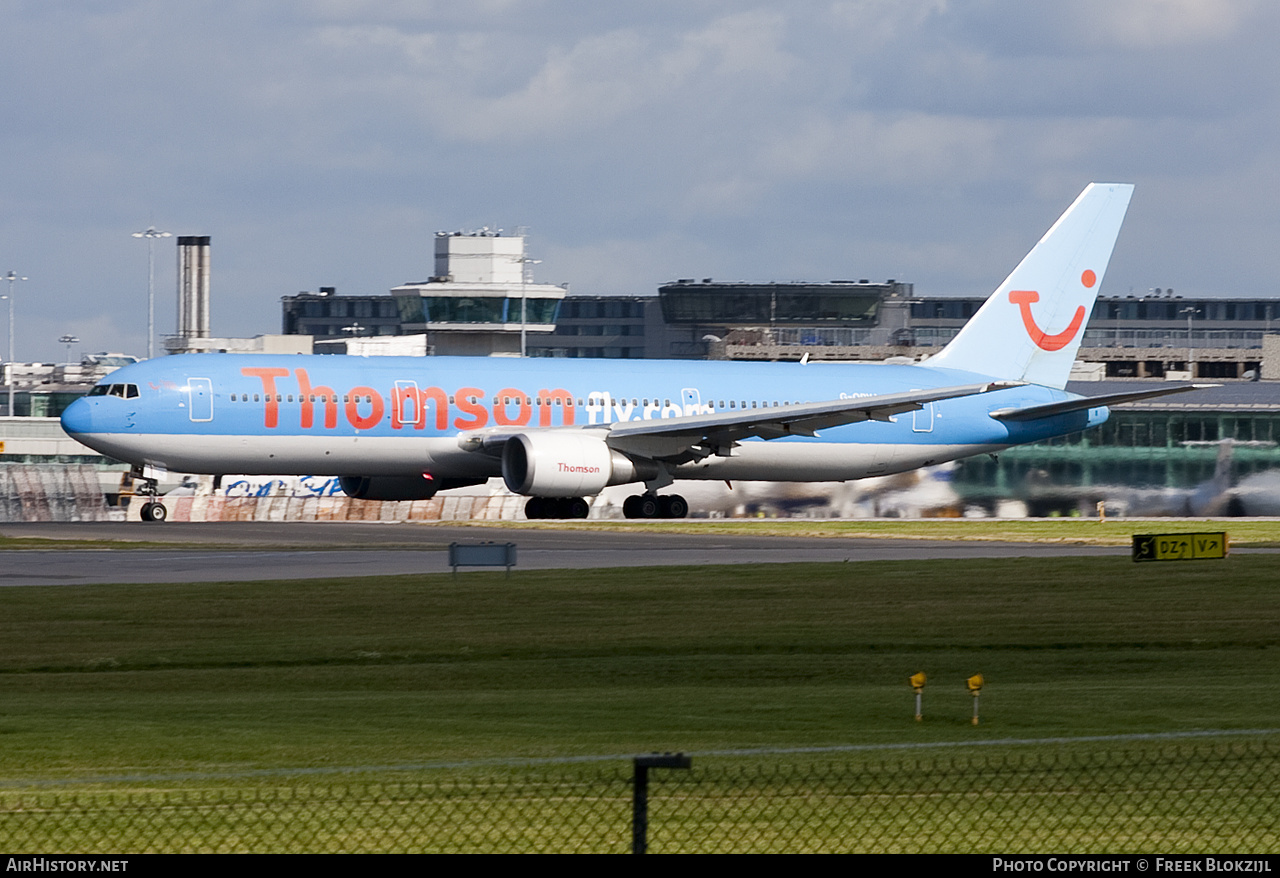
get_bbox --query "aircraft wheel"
[524,497,546,520]
[637,494,661,519]
[623,495,641,519]
[566,497,590,519]
[660,494,689,519]
[140,502,167,523]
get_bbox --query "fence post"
[632,753,692,854]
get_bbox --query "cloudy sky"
[2,0,1277,362]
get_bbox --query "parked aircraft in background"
[1015,439,1274,518]
[62,183,1205,522]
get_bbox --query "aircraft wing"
[600,382,1018,462]
[988,383,1216,422]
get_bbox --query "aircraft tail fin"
[927,183,1134,389]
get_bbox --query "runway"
[0,521,1129,586]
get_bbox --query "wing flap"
[605,381,1017,460]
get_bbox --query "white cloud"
[827,0,950,40]
[1079,0,1263,48]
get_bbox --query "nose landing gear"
[139,500,168,522]
[131,465,168,523]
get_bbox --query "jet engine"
[338,475,485,501]
[501,432,649,497]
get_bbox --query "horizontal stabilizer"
[989,384,1216,422]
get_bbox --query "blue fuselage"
[61,353,1105,482]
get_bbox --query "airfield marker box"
[1132,532,1228,563]
[448,541,517,576]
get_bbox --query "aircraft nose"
[60,396,95,435]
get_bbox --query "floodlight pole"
[516,250,541,358]
[133,227,172,359]
[59,334,79,367]
[4,271,28,417]
[1181,306,1196,379]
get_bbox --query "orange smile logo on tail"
[1008,270,1094,351]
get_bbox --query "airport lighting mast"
[59,335,79,366]
[1180,305,1196,379]
[517,253,541,358]
[3,271,28,417]
[133,226,172,359]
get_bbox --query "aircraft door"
[394,381,423,427]
[188,377,213,422]
[681,388,705,415]
[913,401,935,433]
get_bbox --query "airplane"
[61,182,1207,522]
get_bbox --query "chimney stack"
[177,235,211,338]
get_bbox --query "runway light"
[968,674,984,725]
[909,671,926,721]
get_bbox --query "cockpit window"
[89,384,139,399]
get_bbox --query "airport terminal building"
[282,276,1280,379]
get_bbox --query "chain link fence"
[2,735,1276,853]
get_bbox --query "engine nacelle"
[501,432,644,497]
[339,475,485,501]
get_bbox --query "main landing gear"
[523,493,690,520]
[524,496,591,520]
[622,493,688,519]
[131,466,167,523]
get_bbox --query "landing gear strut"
[131,466,168,523]
[524,496,591,520]
[623,493,688,519]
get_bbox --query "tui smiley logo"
[1008,270,1095,351]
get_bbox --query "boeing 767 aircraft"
[61,183,1201,521]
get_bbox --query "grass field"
[466,517,1280,547]
[5,516,1280,550]
[3,550,1279,851]
[2,554,1278,777]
